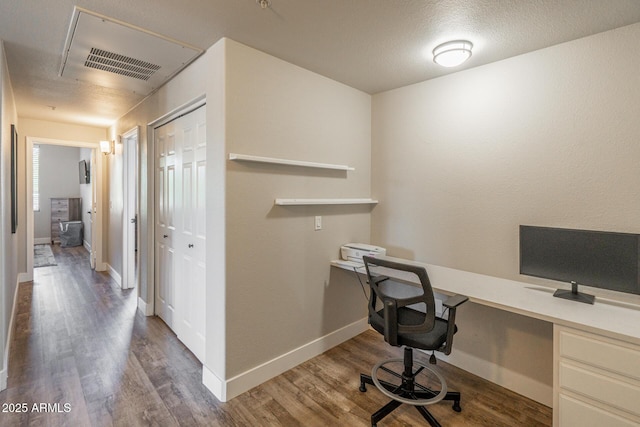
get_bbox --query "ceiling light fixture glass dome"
[433,40,473,67]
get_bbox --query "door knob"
[188,244,194,248]
[131,218,137,223]
[163,234,168,238]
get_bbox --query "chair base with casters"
[359,347,461,427]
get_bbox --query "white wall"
[224,40,371,381]
[0,39,18,390]
[371,23,640,404]
[33,145,81,240]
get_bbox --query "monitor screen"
[520,225,640,295]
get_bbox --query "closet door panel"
[154,105,206,362]
[155,123,177,328]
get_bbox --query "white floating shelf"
[274,198,379,206]
[229,153,354,171]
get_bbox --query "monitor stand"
[553,281,595,305]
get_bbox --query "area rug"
[34,244,57,268]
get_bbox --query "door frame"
[122,127,139,290]
[25,137,106,281]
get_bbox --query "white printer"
[340,243,386,264]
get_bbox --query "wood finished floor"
[0,245,552,426]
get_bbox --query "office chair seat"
[369,306,451,350]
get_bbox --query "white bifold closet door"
[155,104,206,362]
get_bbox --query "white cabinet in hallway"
[155,104,207,362]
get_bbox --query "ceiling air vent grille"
[84,47,161,81]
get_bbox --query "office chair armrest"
[443,294,469,309]
[440,294,468,355]
[383,299,399,346]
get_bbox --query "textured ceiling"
[1,0,640,127]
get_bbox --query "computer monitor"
[519,225,640,304]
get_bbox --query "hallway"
[0,245,219,426]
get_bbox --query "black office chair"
[359,256,468,427]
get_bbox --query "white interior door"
[154,104,206,362]
[175,105,206,361]
[155,122,177,329]
[123,129,138,289]
[90,149,97,269]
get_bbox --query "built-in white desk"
[332,256,640,426]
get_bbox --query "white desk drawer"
[559,394,639,427]
[559,361,640,417]
[559,329,640,382]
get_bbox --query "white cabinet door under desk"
[554,326,640,426]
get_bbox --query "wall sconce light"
[433,40,473,67]
[100,140,114,155]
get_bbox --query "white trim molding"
[438,348,553,406]
[202,366,226,402]
[137,297,153,316]
[106,263,122,287]
[1,278,22,390]
[203,317,368,402]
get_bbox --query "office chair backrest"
[362,256,437,345]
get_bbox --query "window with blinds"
[33,145,40,211]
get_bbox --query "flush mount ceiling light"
[433,40,473,67]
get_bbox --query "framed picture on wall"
[11,124,18,234]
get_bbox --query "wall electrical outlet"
[314,216,322,231]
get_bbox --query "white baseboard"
[203,317,369,402]
[83,240,91,252]
[17,272,30,283]
[106,263,122,287]
[202,366,225,401]
[2,277,22,391]
[137,297,153,316]
[34,237,51,245]
[438,348,553,407]
[0,363,5,391]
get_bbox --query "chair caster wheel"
[452,401,462,412]
[359,383,367,392]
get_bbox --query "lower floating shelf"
[274,198,379,206]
